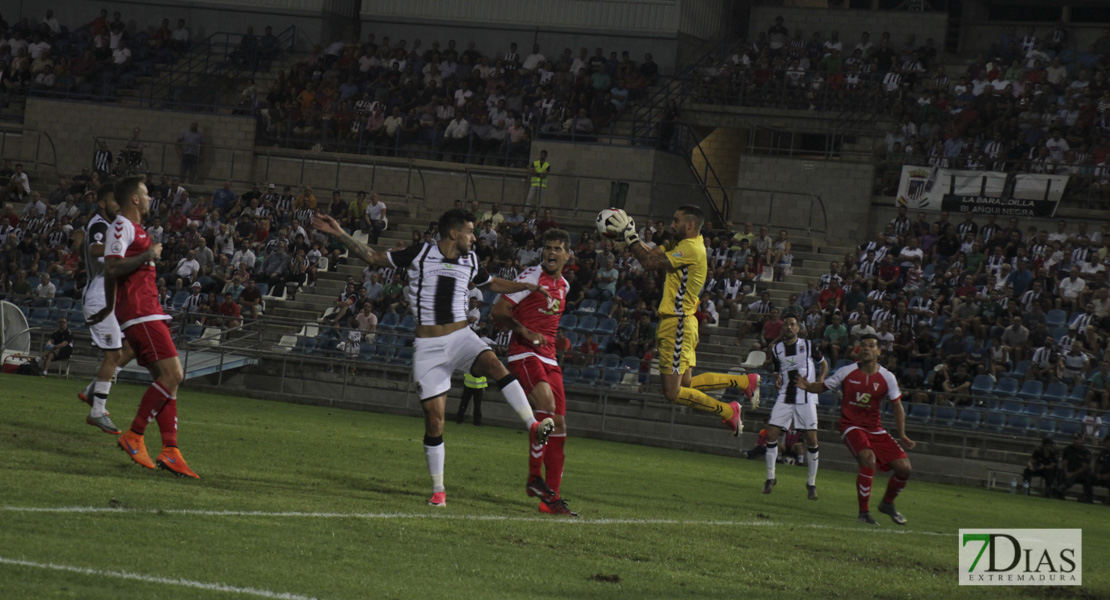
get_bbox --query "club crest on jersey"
[672,250,683,258]
[873,382,880,390]
[111,242,122,253]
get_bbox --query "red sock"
[857,466,875,513]
[130,382,172,436]
[529,411,551,478]
[155,396,178,448]
[545,434,566,499]
[883,474,909,505]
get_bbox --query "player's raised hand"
[314,214,342,236]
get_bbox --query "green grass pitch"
[0,377,1106,599]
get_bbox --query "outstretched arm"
[891,400,916,450]
[314,214,392,268]
[482,277,550,299]
[608,211,671,271]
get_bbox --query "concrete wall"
[23,98,257,185]
[9,0,327,49]
[748,5,948,47]
[733,155,876,244]
[527,140,657,217]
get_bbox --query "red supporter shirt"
[105,215,170,329]
[822,363,902,434]
[502,266,568,366]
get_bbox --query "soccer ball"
[596,208,627,240]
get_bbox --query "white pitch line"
[0,556,321,600]
[0,506,950,536]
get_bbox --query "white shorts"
[83,284,123,351]
[412,327,492,401]
[768,400,819,431]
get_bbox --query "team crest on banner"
[897,168,933,209]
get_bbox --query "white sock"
[765,442,778,480]
[424,441,445,493]
[806,446,820,486]
[90,380,112,418]
[498,378,537,427]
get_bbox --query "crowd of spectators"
[0,8,207,98]
[757,206,1110,442]
[252,34,662,164]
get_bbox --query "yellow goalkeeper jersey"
[657,235,706,318]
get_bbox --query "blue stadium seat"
[67,310,86,329]
[562,366,581,382]
[970,375,995,396]
[1017,380,1043,400]
[1049,405,1075,420]
[1045,309,1068,329]
[359,342,375,358]
[391,347,414,365]
[907,403,932,424]
[255,282,269,297]
[564,331,579,347]
[576,315,598,334]
[373,342,395,362]
[984,411,1006,432]
[597,300,614,316]
[184,325,203,341]
[1007,361,1031,379]
[575,299,598,315]
[933,405,957,426]
[999,399,1024,414]
[1051,327,1068,343]
[995,377,1020,396]
[1043,381,1068,403]
[595,317,617,336]
[171,290,190,310]
[601,369,622,387]
[932,315,948,334]
[953,408,981,430]
[1068,384,1088,404]
[29,307,51,326]
[1037,418,1057,435]
[834,359,852,371]
[1022,400,1046,417]
[293,337,317,355]
[599,354,621,370]
[578,368,600,385]
[620,356,640,371]
[55,297,74,311]
[1057,419,1082,438]
[1003,415,1032,436]
[817,392,838,412]
[558,314,577,331]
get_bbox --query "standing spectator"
[364,191,387,243]
[526,149,551,208]
[177,121,203,183]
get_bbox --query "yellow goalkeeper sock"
[690,372,753,392]
[675,387,734,419]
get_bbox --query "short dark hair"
[677,204,705,229]
[438,209,475,236]
[542,228,570,248]
[114,176,146,206]
[859,333,880,344]
[96,182,115,205]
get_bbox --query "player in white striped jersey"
[315,209,556,507]
[72,184,135,435]
[763,312,827,499]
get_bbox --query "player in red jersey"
[796,334,914,525]
[492,228,578,516]
[91,176,198,478]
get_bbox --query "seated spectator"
[39,317,72,375]
[1056,434,1094,501]
[1023,437,1059,497]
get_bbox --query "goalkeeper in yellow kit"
[607,205,760,435]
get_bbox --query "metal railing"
[0,128,58,175]
[91,135,255,187]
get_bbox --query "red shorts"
[509,355,566,416]
[124,319,179,368]
[841,427,907,472]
